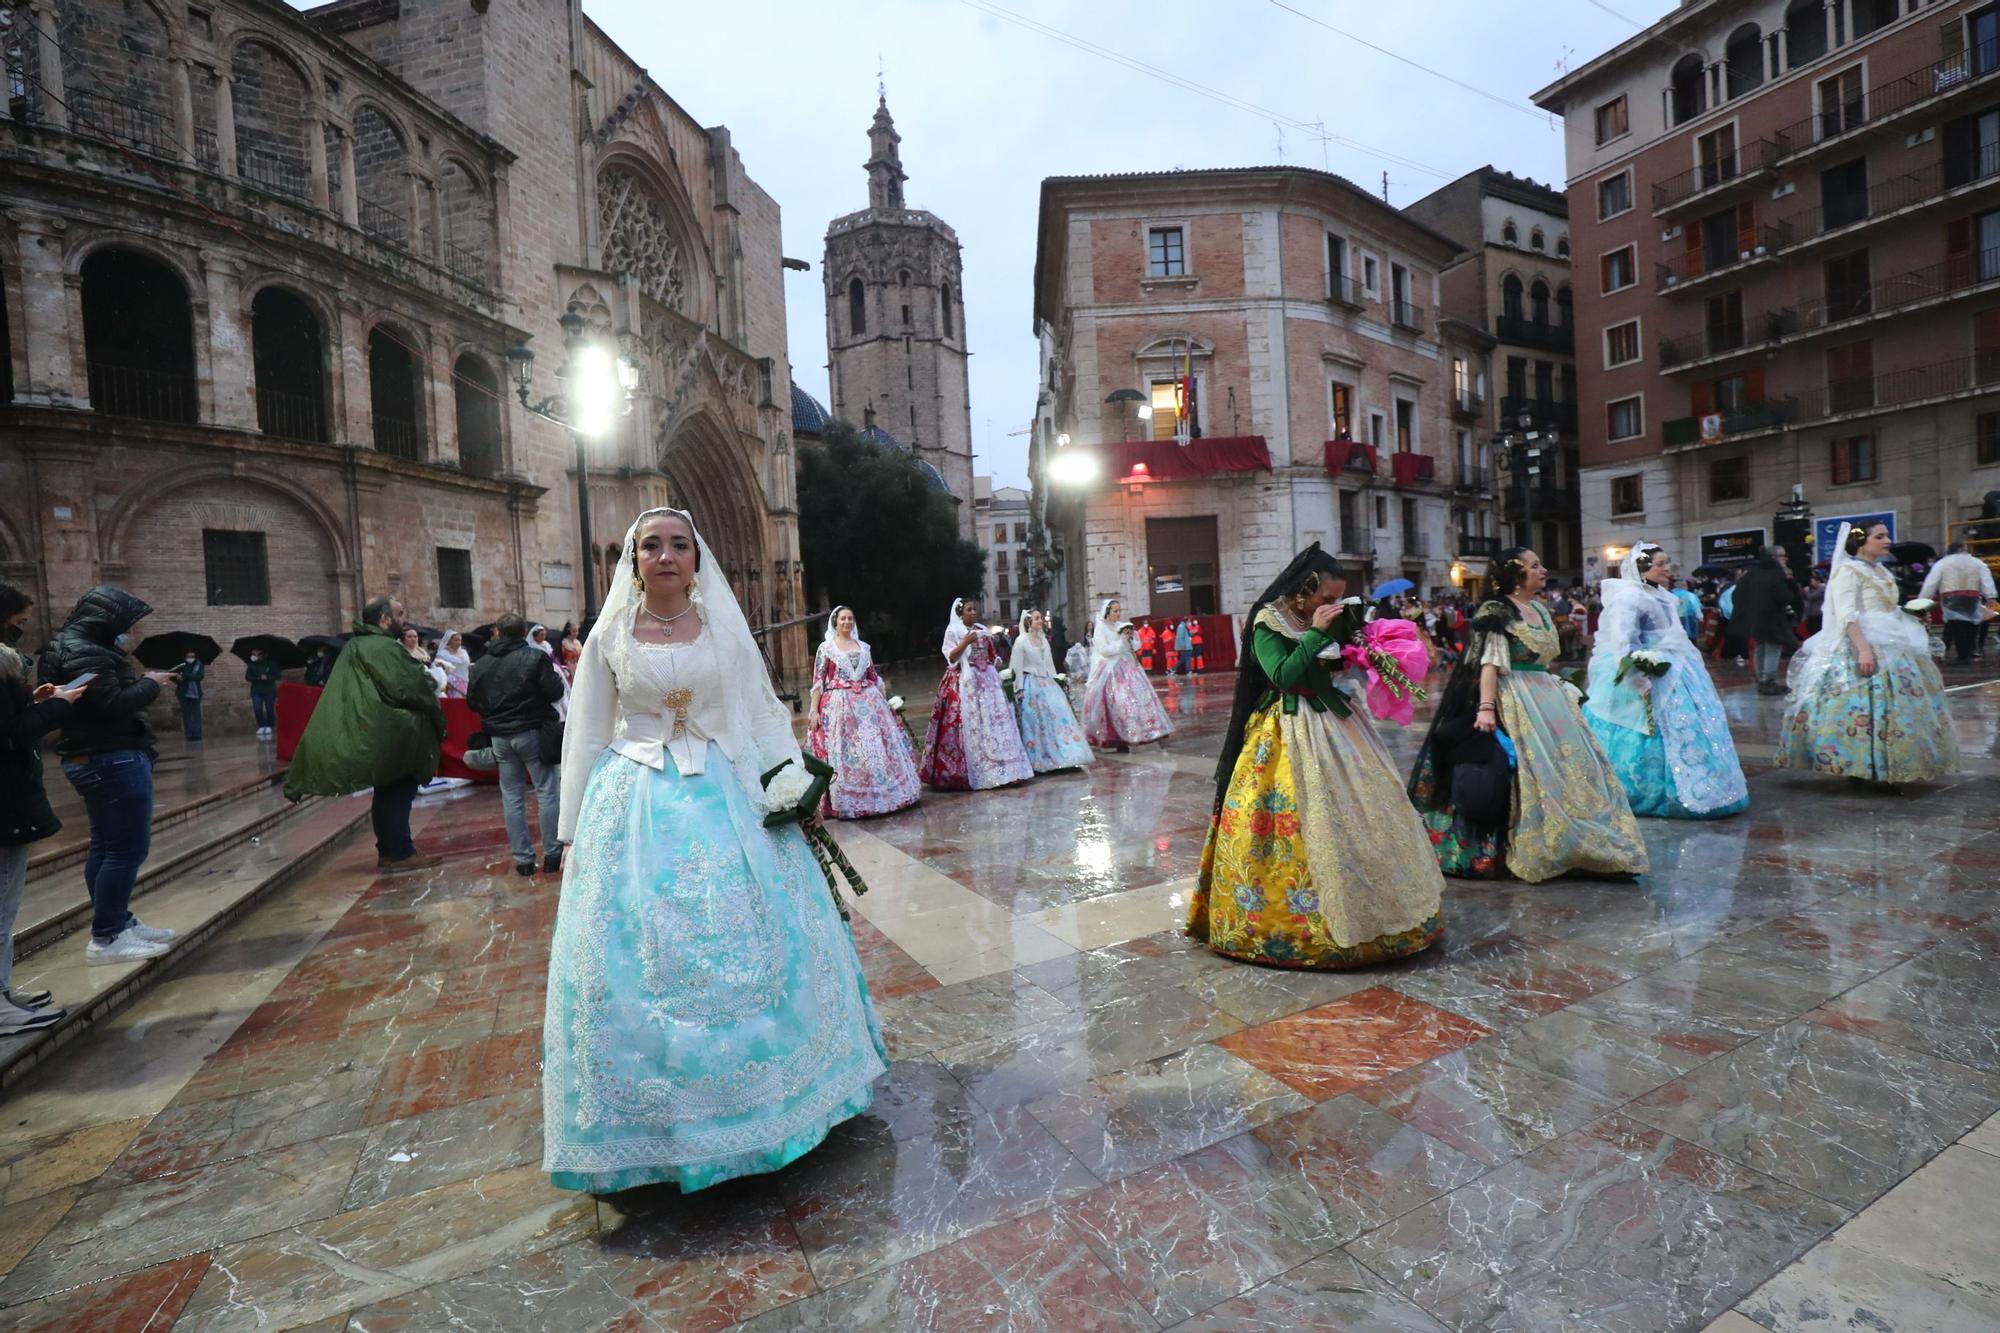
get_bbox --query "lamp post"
[1498,412,1558,557]
[507,311,640,623]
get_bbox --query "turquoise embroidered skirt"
[542,747,887,1193]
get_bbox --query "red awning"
[1323,440,1378,475]
[1108,436,1271,482]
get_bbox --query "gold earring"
[631,566,644,593]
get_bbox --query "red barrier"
[275,682,496,783]
[1130,614,1238,672]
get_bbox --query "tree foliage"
[798,420,985,662]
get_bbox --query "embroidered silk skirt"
[543,747,887,1193]
[1083,656,1174,747]
[1188,705,1443,969]
[1016,674,1093,772]
[1775,639,1959,784]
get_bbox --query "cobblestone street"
[2,672,1999,1330]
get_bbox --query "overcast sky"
[409,1,1683,486]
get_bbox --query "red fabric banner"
[1130,614,1238,672]
[275,681,496,783]
[1323,440,1378,476]
[1108,436,1270,482]
[1390,451,1435,487]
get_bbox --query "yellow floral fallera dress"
[1424,603,1648,883]
[1187,607,1444,969]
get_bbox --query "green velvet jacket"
[1251,618,1352,718]
[283,622,446,798]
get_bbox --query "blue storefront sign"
[1812,511,1896,564]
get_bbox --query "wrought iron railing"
[87,361,197,424]
[68,88,177,159]
[1404,532,1431,557]
[1788,352,2000,423]
[445,240,487,287]
[1494,315,1575,353]
[359,196,407,248]
[373,415,422,460]
[1457,534,1501,557]
[1777,143,2000,250]
[1656,223,1790,290]
[1789,246,2000,336]
[1498,395,1578,433]
[1661,397,1799,446]
[1391,299,1426,333]
[238,144,310,202]
[1771,35,2000,160]
[255,385,329,443]
[1652,137,1780,212]
[1451,392,1486,419]
[1326,272,1364,307]
[1454,466,1493,492]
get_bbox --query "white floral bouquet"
[998,668,1015,682]
[1613,648,1672,686]
[887,694,905,712]
[1055,673,1068,686]
[1902,598,1936,617]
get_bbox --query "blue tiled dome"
[916,459,950,493]
[790,383,832,436]
[856,422,904,450]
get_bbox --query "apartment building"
[972,478,1032,624]
[1534,0,2000,578]
[1406,167,1581,581]
[1027,167,1468,633]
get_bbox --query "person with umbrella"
[244,647,281,739]
[302,638,340,687]
[174,649,205,741]
[285,596,447,874]
[36,587,184,964]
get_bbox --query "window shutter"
[1691,380,1715,417]
[1744,367,1765,404]
[1976,308,2000,382]
[1949,217,1975,284]
[1943,15,1966,66]
[1685,224,1704,279]
[1736,201,1757,255]
[1600,252,1614,288]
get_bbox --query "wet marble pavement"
[3,669,2000,1330]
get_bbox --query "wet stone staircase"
[1,743,369,1093]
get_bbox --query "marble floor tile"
[1806,925,2000,1074]
[347,1183,816,1333]
[1347,1114,1846,1331]
[0,1186,79,1279]
[1015,932,1239,1012]
[171,1164,596,1331]
[1175,1250,1450,1331]
[1215,986,1493,1101]
[936,983,1244,1111]
[777,1103,1100,1288]
[853,1057,984,1145]
[0,1130,368,1304]
[1384,935,1633,1030]
[360,1027,541,1125]
[1353,1042,1622,1168]
[1180,957,1385,1026]
[1022,1042,1313,1182]
[1565,971,1794,1061]
[1737,1144,2000,1332]
[1628,1021,2000,1209]
[1962,1109,2000,1158]
[725,1207,1156,1333]
[872,972,1073,1059]
[0,1118,148,1204]
[1483,1005,1724,1102]
[0,1251,212,1332]
[98,1070,379,1189]
[342,1086,544,1209]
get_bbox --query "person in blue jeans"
[174,650,204,741]
[464,613,567,876]
[37,586,182,964]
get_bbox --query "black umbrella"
[1889,541,1937,566]
[133,631,222,669]
[407,625,447,644]
[299,633,351,656]
[1690,564,1738,579]
[230,634,307,670]
[462,622,500,660]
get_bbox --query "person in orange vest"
[1136,621,1159,672]
[1188,617,1206,673]
[1162,620,1181,674]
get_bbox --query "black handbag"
[537,717,564,766]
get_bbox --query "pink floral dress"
[808,640,922,819]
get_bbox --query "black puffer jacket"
[38,586,161,759]
[467,635,565,737]
[0,658,72,846]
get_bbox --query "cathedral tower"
[824,97,975,534]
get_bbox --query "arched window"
[1785,0,1827,68]
[598,165,689,313]
[440,159,494,287]
[1530,227,1546,252]
[1530,279,1551,326]
[1556,234,1570,259]
[1501,219,1518,245]
[1670,53,1707,126]
[352,105,411,247]
[848,276,866,336]
[368,325,426,460]
[1501,272,1524,321]
[898,269,910,287]
[82,248,195,423]
[1556,284,1573,329]
[1725,24,1765,98]
[454,353,501,477]
[251,287,327,442]
[56,0,173,158]
[231,41,312,201]
[940,283,955,338]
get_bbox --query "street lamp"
[508,310,641,623]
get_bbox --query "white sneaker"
[85,930,169,965]
[128,918,176,944]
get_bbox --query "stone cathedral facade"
[822,98,976,536]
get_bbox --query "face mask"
[115,633,132,649]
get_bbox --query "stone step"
[0,794,370,1094]
[14,785,303,960]
[28,762,285,880]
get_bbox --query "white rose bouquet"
[1902,598,1936,617]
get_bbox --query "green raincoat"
[284,622,446,798]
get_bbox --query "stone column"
[29,4,66,131]
[427,180,445,265]
[215,71,238,179]
[171,57,195,164]
[10,212,79,404]
[202,255,256,430]
[338,131,359,226]
[308,117,331,210]
[1824,0,1837,53]
[407,172,424,253]
[429,330,458,467]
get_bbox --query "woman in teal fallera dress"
[544,508,886,1194]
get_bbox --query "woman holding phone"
[38,586,182,964]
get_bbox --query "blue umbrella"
[1371,577,1415,599]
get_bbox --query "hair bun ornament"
[1844,526,1867,556]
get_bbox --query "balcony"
[1656,224,1790,295]
[86,362,197,425]
[1326,272,1365,309]
[1772,34,2000,167]
[1652,137,1780,216]
[1661,397,1799,449]
[1457,534,1501,558]
[238,144,311,205]
[1503,478,1581,515]
[67,88,178,161]
[1498,395,1578,433]
[1391,299,1426,334]
[1777,144,2000,257]
[1453,465,1493,493]
[254,386,330,443]
[1494,315,1575,354]
[1786,246,2000,344]
[1403,532,1432,558]
[1390,451,1438,487]
[1788,351,2000,427]
[1450,392,1486,422]
[1658,310,1796,372]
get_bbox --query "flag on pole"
[1174,339,1194,446]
